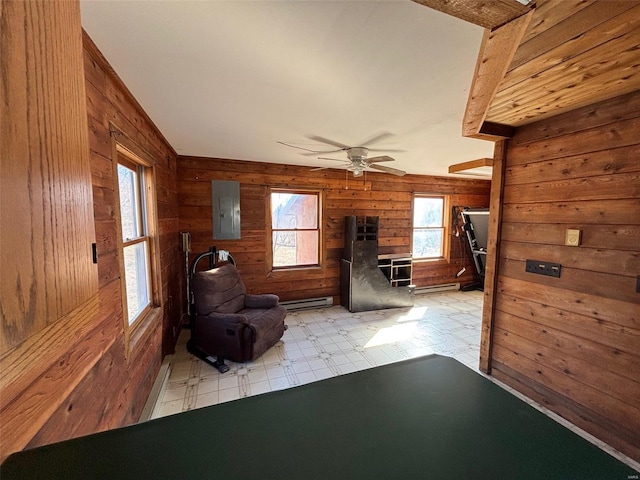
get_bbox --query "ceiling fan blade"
[367,155,395,163]
[310,166,332,171]
[307,135,350,150]
[357,132,394,147]
[277,141,331,154]
[369,164,406,176]
[300,149,345,156]
[367,148,406,153]
[318,157,349,162]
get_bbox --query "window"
[111,128,161,358]
[412,195,449,259]
[270,190,321,268]
[117,157,152,325]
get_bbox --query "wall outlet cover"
[565,229,581,246]
[525,260,562,278]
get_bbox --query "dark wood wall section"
[487,90,640,462]
[178,157,490,303]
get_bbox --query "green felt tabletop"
[2,355,637,479]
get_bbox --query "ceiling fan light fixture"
[281,136,406,177]
[347,147,369,160]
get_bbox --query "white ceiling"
[80,0,495,178]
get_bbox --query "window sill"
[412,257,450,265]
[268,265,324,278]
[128,305,162,360]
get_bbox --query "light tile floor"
[150,290,639,472]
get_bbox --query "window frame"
[267,188,323,271]
[411,194,450,262]
[117,157,153,325]
[111,127,162,359]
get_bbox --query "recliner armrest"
[245,294,280,309]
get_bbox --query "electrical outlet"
[525,260,561,278]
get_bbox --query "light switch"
[565,229,581,246]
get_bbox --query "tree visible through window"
[118,159,151,325]
[271,190,320,268]
[412,195,447,259]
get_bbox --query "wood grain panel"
[479,0,640,128]
[504,144,640,185]
[496,276,639,331]
[500,240,639,277]
[462,11,534,139]
[494,324,640,408]
[178,156,490,301]
[488,19,640,125]
[498,109,640,160]
[0,295,104,456]
[486,90,640,462]
[411,0,531,30]
[508,2,638,73]
[498,257,637,304]
[501,199,640,225]
[509,90,640,146]
[500,223,639,251]
[479,141,506,373]
[494,293,639,363]
[518,0,596,46]
[491,361,640,462]
[27,298,161,447]
[1,0,98,352]
[491,344,640,439]
[503,173,640,204]
[2,16,181,462]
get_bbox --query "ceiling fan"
[278,134,406,177]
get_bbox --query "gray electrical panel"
[211,180,240,239]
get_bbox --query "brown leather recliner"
[188,263,287,373]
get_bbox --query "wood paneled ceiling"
[463,0,640,139]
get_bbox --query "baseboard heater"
[413,283,460,294]
[279,296,334,311]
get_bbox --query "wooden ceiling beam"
[411,0,532,30]
[462,10,534,140]
[448,158,493,176]
[479,121,515,139]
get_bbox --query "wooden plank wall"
[0,1,98,352]
[0,18,182,458]
[82,33,184,356]
[487,90,640,462]
[178,156,490,302]
[25,35,183,448]
[0,1,103,459]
